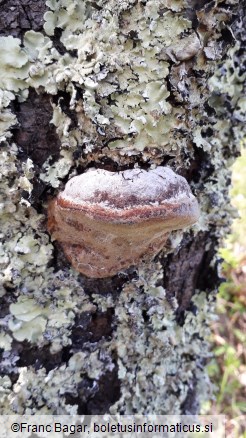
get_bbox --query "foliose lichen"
[0,0,244,415]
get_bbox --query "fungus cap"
[48,167,200,278]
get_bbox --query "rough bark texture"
[0,0,245,415]
[0,0,47,39]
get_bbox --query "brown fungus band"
[48,167,200,278]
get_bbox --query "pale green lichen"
[0,91,17,142]
[0,334,12,351]
[106,263,215,414]
[40,150,74,188]
[44,0,88,38]
[1,346,115,414]
[0,1,194,157]
[0,0,243,417]
[0,37,29,92]
[0,143,86,353]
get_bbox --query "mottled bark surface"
[0,0,245,415]
[0,0,47,38]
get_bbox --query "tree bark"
[0,0,245,415]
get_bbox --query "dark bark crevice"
[0,0,47,39]
[12,89,61,167]
[162,230,221,327]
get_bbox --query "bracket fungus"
[48,167,200,278]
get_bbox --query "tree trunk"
[0,0,245,415]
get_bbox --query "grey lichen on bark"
[0,0,245,414]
